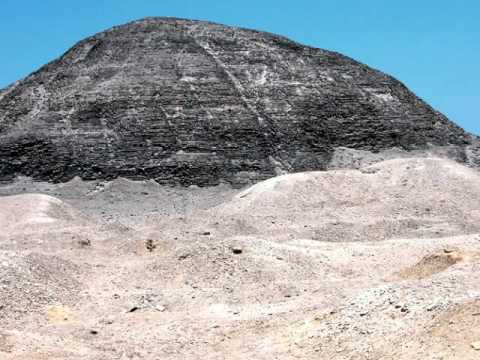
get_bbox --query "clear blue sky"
[1,0,478,134]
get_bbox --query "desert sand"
[1,157,480,359]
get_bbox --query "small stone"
[232,247,243,255]
[178,253,190,260]
[78,239,91,247]
[443,248,454,254]
[471,342,480,350]
[145,239,156,252]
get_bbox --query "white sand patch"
[0,194,78,232]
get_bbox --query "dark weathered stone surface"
[0,17,476,186]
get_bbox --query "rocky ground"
[1,157,480,359]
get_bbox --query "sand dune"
[207,157,480,241]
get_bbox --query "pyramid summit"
[0,17,477,185]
